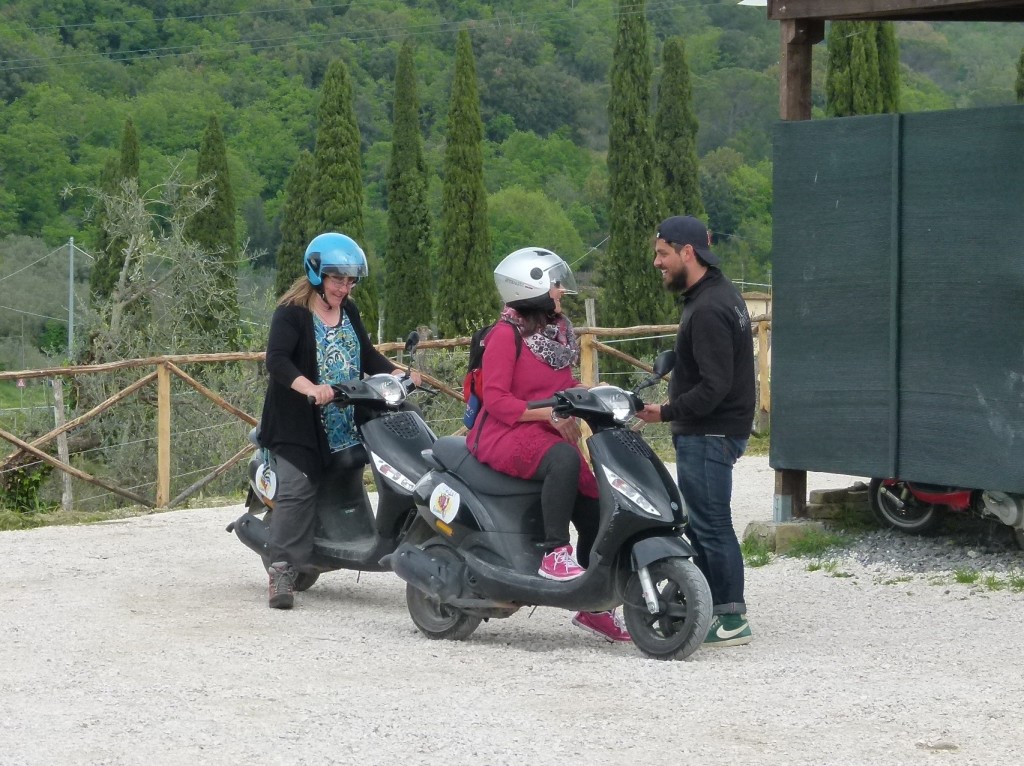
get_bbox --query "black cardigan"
[259,300,393,479]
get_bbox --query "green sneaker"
[704,614,752,647]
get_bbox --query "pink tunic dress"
[466,320,598,498]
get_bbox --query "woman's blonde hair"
[278,275,320,311]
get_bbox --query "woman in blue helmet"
[258,232,417,609]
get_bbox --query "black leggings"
[532,442,600,566]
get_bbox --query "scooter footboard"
[630,535,696,570]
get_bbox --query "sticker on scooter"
[370,451,416,491]
[256,464,277,500]
[429,484,460,523]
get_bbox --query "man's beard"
[666,264,689,292]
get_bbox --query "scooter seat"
[430,436,542,497]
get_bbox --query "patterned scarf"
[499,306,579,370]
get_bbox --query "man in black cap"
[636,215,756,647]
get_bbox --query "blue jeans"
[673,434,748,615]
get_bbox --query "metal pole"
[68,237,74,357]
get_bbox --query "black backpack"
[462,319,522,428]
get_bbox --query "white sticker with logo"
[370,451,416,491]
[256,463,277,500]
[429,483,460,524]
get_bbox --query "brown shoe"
[267,561,296,609]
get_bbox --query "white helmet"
[493,247,578,306]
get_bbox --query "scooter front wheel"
[622,558,713,661]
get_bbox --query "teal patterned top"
[314,311,361,452]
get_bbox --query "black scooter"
[385,351,714,660]
[227,333,435,591]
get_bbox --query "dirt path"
[2,456,1022,765]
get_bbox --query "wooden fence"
[0,320,770,511]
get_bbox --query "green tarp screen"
[771,105,1024,491]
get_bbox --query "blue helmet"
[303,232,368,287]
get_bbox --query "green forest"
[2,0,1024,370]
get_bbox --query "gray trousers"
[266,451,362,572]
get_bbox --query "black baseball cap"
[656,215,719,266]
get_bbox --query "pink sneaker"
[538,544,585,581]
[572,610,631,643]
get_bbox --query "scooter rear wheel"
[622,558,713,661]
[869,479,940,534]
[405,546,481,641]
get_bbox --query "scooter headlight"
[590,386,635,424]
[366,374,406,406]
[601,465,661,516]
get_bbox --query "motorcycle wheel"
[622,558,713,661]
[260,511,319,592]
[868,478,940,534]
[405,546,481,641]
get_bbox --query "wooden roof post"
[774,16,821,520]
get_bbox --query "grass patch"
[806,558,853,577]
[953,567,980,585]
[784,528,852,558]
[741,536,772,567]
[881,574,914,585]
[982,574,1006,591]
[745,430,769,457]
[1007,571,1024,592]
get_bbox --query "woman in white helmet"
[466,247,630,643]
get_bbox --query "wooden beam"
[779,19,823,122]
[768,0,1024,22]
[163,361,258,427]
[0,425,153,508]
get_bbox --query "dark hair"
[513,305,554,337]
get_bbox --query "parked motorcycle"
[384,350,714,661]
[869,478,1024,548]
[226,332,436,590]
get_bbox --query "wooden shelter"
[767,0,1024,518]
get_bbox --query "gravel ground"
[2,455,1023,766]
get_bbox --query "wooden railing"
[0,320,769,511]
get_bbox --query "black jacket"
[660,269,755,438]
[259,300,393,479]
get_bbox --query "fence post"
[756,320,771,433]
[51,377,73,512]
[580,298,598,386]
[157,361,171,508]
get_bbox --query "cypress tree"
[275,150,315,297]
[876,22,901,113]
[827,21,895,117]
[825,21,855,117]
[1016,47,1024,103]
[91,118,140,306]
[436,30,498,337]
[654,37,704,221]
[310,58,379,338]
[851,27,882,114]
[186,114,239,346]
[601,0,674,351]
[382,41,433,342]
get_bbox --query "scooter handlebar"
[526,397,558,410]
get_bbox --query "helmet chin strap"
[317,286,333,309]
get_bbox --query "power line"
[0,246,64,282]
[0,305,67,322]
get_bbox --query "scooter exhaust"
[384,543,461,602]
